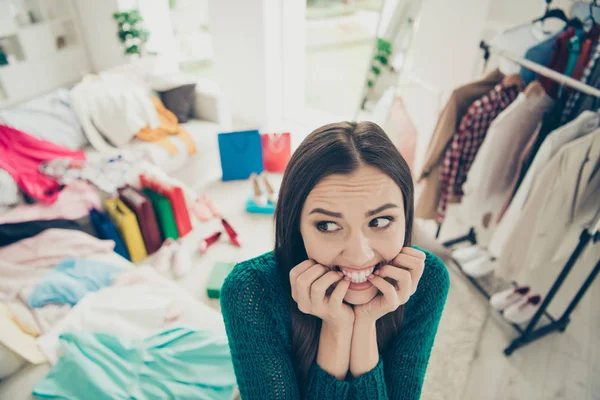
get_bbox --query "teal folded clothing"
[245,197,275,214]
[28,258,123,308]
[33,328,237,400]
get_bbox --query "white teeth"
[339,266,376,284]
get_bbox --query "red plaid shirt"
[436,83,519,223]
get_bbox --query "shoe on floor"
[250,173,268,207]
[153,239,177,274]
[503,295,542,324]
[172,240,192,279]
[452,245,487,264]
[490,286,530,310]
[462,254,496,277]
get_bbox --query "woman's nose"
[342,232,374,265]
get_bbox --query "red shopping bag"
[261,133,291,172]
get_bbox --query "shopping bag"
[218,130,263,181]
[261,132,291,172]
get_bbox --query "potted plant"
[112,9,150,58]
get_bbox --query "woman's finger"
[289,259,317,283]
[376,265,418,296]
[329,276,351,304]
[311,270,343,302]
[375,266,412,303]
[366,274,399,310]
[389,252,425,295]
[295,264,327,308]
[391,253,423,271]
[399,247,426,260]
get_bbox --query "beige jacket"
[415,69,504,220]
[496,128,600,288]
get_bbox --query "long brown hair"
[274,121,414,389]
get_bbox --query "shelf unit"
[0,0,90,107]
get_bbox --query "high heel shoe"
[261,173,278,204]
[250,173,268,207]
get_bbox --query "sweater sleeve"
[350,250,450,400]
[220,260,351,400]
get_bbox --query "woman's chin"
[343,285,379,305]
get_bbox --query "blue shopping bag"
[218,130,264,181]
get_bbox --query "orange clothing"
[136,97,197,155]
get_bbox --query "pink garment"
[0,181,100,224]
[0,124,86,204]
[0,229,115,268]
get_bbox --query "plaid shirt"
[436,83,519,223]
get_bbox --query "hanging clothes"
[33,328,236,400]
[538,28,576,98]
[520,30,563,85]
[436,82,520,222]
[561,25,600,124]
[0,124,86,204]
[489,111,600,258]
[415,69,505,220]
[460,82,553,230]
[495,129,600,290]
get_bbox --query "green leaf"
[372,66,381,75]
[367,80,374,87]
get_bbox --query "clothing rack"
[437,43,600,355]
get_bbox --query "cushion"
[159,84,196,123]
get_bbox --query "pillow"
[158,84,197,123]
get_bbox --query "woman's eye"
[316,221,341,232]
[369,217,393,229]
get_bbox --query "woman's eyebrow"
[309,208,342,218]
[366,203,399,217]
[309,203,399,218]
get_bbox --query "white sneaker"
[490,286,530,310]
[172,240,192,279]
[452,245,487,264]
[462,255,496,277]
[503,295,542,324]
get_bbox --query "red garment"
[436,84,519,223]
[539,28,575,98]
[0,124,85,204]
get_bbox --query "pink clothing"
[0,124,86,204]
[0,181,100,224]
[0,229,115,268]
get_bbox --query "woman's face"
[300,165,406,305]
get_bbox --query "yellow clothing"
[136,97,197,155]
[0,302,47,364]
[104,199,147,263]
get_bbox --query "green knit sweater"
[220,247,449,399]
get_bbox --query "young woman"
[221,121,449,399]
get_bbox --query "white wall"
[74,0,126,72]
[208,0,285,128]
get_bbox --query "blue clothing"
[90,209,130,260]
[520,32,561,84]
[33,328,237,400]
[28,258,123,308]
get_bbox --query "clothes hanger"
[532,0,569,24]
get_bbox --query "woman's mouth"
[335,261,385,290]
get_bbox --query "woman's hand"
[290,260,354,329]
[354,247,426,323]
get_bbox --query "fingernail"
[344,276,351,281]
[337,271,344,278]
[374,270,380,276]
[367,274,375,280]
